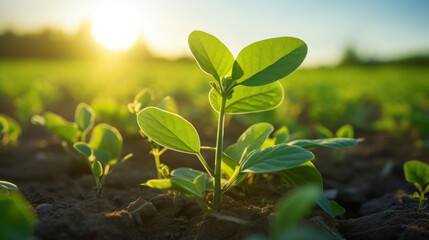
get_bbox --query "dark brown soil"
[1,125,429,239]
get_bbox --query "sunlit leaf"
[75,102,95,133]
[137,107,200,154]
[209,82,284,114]
[144,177,204,199]
[0,181,18,191]
[335,124,354,138]
[89,124,123,165]
[240,144,314,173]
[225,123,274,162]
[232,37,307,86]
[404,160,429,189]
[278,162,323,190]
[288,138,359,149]
[188,30,234,81]
[171,168,213,190]
[315,124,334,138]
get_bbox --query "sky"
[0,0,428,66]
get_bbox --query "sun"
[92,2,140,51]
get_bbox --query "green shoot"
[404,160,429,216]
[0,114,22,152]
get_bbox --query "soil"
[1,125,429,240]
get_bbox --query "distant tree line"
[0,23,152,59]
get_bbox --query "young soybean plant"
[129,88,178,179]
[74,124,133,198]
[32,103,95,160]
[138,31,359,212]
[0,114,22,152]
[404,160,429,216]
[316,124,355,164]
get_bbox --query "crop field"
[1,18,429,239]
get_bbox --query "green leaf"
[288,138,359,149]
[33,112,79,142]
[232,37,307,86]
[171,168,213,190]
[144,177,204,199]
[0,181,18,191]
[75,102,95,133]
[91,160,103,177]
[73,142,93,158]
[221,153,239,177]
[240,144,314,174]
[157,96,178,114]
[278,162,323,190]
[275,227,330,240]
[194,173,207,194]
[404,160,429,189]
[316,196,345,217]
[271,185,320,233]
[209,82,284,114]
[89,124,123,165]
[315,124,334,138]
[131,88,154,114]
[188,30,234,81]
[335,124,354,138]
[137,107,200,154]
[0,193,37,240]
[225,123,274,162]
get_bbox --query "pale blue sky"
[0,0,428,66]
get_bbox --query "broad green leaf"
[91,160,103,177]
[271,185,320,233]
[232,37,307,86]
[315,124,334,138]
[194,173,207,194]
[0,181,18,191]
[73,142,93,158]
[171,168,213,190]
[75,102,95,133]
[404,160,429,189]
[316,196,345,217]
[89,124,123,165]
[0,193,37,240]
[188,31,234,81]
[240,144,314,173]
[221,153,239,177]
[335,124,354,138]
[288,138,359,149]
[144,177,204,199]
[157,96,178,114]
[278,162,323,190]
[209,82,284,114]
[137,107,200,154]
[226,123,274,162]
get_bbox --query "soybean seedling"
[403,160,429,216]
[74,124,133,198]
[0,114,21,152]
[138,31,360,212]
[32,103,95,166]
[129,88,178,179]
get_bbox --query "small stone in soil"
[36,203,53,212]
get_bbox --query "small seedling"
[32,103,95,166]
[403,160,429,216]
[129,88,178,179]
[74,124,133,198]
[316,124,355,164]
[137,31,359,212]
[0,114,22,152]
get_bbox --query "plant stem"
[95,176,101,198]
[196,152,214,177]
[213,95,227,210]
[152,148,162,179]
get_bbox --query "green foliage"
[138,31,359,213]
[209,82,284,114]
[232,37,307,86]
[403,160,429,215]
[0,193,37,240]
[75,103,95,135]
[0,114,22,151]
[74,124,132,198]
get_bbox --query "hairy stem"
[213,95,227,210]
